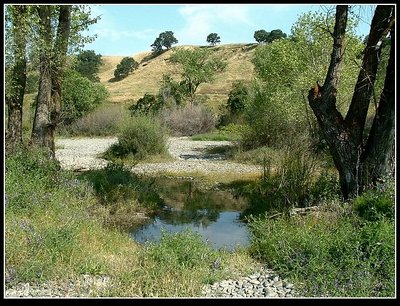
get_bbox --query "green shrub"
[114,57,139,79]
[145,229,220,271]
[309,171,341,201]
[61,69,109,125]
[227,81,248,116]
[240,82,290,149]
[104,115,167,161]
[247,208,395,297]
[353,183,395,221]
[128,93,163,116]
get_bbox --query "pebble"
[201,267,297,298]
[55,137,262,176]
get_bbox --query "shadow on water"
[131,177,252,251]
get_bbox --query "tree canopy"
[254,29,287,44]
[169,48,227,105]
[114,57,139,79]
[206,33,221,46]
[74,50,102,82]
[151,31,178,53]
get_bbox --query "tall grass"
[247,189,395,297]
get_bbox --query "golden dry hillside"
[98,43,258,110]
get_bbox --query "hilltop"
[98,43,258,110]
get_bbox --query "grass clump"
[353,181,395,222]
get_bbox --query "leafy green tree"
[170,48,227,105]
[206,33,221,46]
[5,5,29,150]
[114,57,139,79]
[128,93,163,116]
[247,9,364,153]
[254,29,269,44]
[160,31,178,49]
[31,5,98,157]
[151,31,178,52]
[267,29,287,42]
[227,81,248,115]
[151,37,163,53]
[60,69,109,124]
[74,49,102,82]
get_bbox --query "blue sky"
[84,4,376,56]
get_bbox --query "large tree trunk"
[361,26,395,186]
[31,6,54,155]
[51,5,71,132]
[31,5,71,158]
[6,5,27,151]
[307,5,395,199]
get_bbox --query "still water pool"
[130,178,250,251]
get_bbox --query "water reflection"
[130,178,250,251]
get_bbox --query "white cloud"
[88,5,155,43]
[176,4,255,45]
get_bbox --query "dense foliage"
[151,31,178,53]
[114,57,139,79]
[206,33,221,46]
[61,69,109,125]
[74,50,102,82]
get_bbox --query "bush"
[353,182,395,221]
[240,82,290,149]
[128,94,163,116]
[160,104,216,136]
[227,81,248,116]
[58,104,130,137]
[74,50,102,82]
[61,69,109,125]
[104,115,168,161]
[114,57,139,79]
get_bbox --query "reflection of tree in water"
[157,191,221,228]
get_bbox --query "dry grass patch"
[98,44,256,107]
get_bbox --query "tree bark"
[307,5,395,199]
[361,26,395,185]
[31,6,54,154]
[6,5,27,151]
[31,5,71,158]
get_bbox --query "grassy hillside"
[98,43,258,110]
